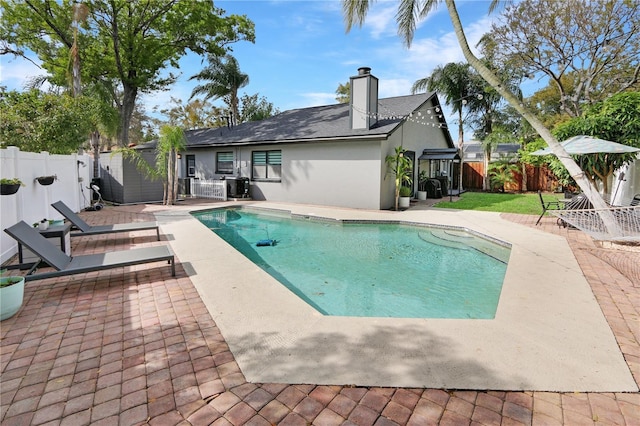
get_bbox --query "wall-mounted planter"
[0,184,21,195]
[36,175,57,186]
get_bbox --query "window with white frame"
[216,152,234,174]
[252,150,281,180]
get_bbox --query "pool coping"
[156,201,638,392]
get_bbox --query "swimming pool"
[194,207,510,319]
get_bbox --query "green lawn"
[433,191,546,215]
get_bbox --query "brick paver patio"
[1,201,638,425]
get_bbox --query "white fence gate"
[191,179,227,201]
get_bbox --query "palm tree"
[412,62,472,148]
[413,62,478,193]
[189,54,249,125]
[343,0,613,223]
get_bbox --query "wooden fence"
[462,162,560,192]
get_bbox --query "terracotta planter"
[0,184,20,195]
[0,276,25,321]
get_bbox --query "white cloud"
[378,78,413,98]
[299,92,337,108]
[0,55,48,91]
[363,4,399,39]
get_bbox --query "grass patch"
[433,191,546,215]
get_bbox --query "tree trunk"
[119,83,138,146]
[166,150,174,206]
[91,131,100,178]
[482,149,490,191]
[172,149,179,204]
[457,108,465,193]
[444,0,619,233]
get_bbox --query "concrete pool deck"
[157,201,637,392]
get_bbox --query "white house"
[176,67,457,210]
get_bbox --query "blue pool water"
[194,208,510,319]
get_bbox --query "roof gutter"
[187,133,391,148]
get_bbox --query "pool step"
[420,229,511,264]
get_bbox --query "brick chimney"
[349,67,378,130]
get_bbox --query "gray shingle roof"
[184,93,437,148]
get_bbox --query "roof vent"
[358,67,371,75]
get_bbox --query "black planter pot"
[36,176,55,185]
[1,184,21,195]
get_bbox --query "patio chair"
[536,190,564,225]
[52,200,160,240]
[4,221,175,281]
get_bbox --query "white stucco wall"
[248,140,384,210]
[379,98,453,205]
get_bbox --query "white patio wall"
[1,146,93,264]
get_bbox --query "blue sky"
[0,1,531,127]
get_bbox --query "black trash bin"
[178,178,191,196]
[426,179,442,198]
[436,176,449,196]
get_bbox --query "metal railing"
[191,179,227,201]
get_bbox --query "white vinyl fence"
[1,146,93,264]
[190,179,227,201]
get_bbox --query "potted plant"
[417,170,428,200]
[1,178,24,195]
[35,175,57,185]
[385,146,413,211]
[398,185,412,209]
[34,219,49,231]
[0,270,25,321]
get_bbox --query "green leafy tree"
[0,0,255,146]
[343,0,614,219]
[335,82,350,103]
[190,54,250,125]
[548,92,640,196]
[239,93,280,123]
[0,88,105,154]
[156,97,227,130]
[487,0,639,118]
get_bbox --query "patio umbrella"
[530,135,640,156]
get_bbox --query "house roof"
[179,92,450,148]
[419,148,461,161]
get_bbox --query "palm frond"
[411,77,430,94]
[342,0,372,32]
[395,0,421,47]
